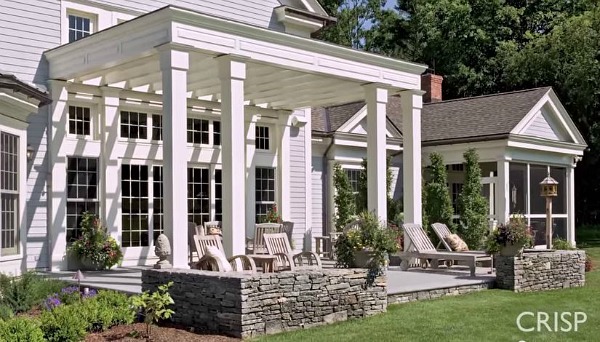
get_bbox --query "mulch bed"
[85,322,240,342]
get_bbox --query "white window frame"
[65,156,100,244]
[65,101,99,141]
[66,10,96,43]
[255,166,277,222]
[61,1,137,44]
[0,132,19,256]
[119,110,149,141]
[255,125,272,151]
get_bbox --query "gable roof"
[0,72,50,106]
[312,86,586,147]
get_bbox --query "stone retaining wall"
[142,269,386,338]
[388,282,494,304]
[495,250,586,292]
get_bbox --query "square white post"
[48,80,68,271]
[100,87,121,243]
[364,85,388,222]
[496,159,510,225]
[218,55,247,257]
[245,113,256,240]
[278,112,292,221]
[160,47,189,268]
[567,165,576,245]
[400,89,424,225]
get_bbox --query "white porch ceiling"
[45,6,427,111]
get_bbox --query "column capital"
[363,83,389,104]
[158,45,190,72]
[217,54,247,81]
[48,79,68,100]
[399,88,426,97]
[100,86,121,104]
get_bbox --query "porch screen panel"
[66,157,98,243]
[509,163,527,213]
[255,167,276,222]
[188,167,210,225]
[121,165,149,247]
[153,166,164,242]
[0,132,19,255]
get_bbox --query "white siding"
[289,110,307,250]
[524,110,561,141]
[311,156,325,236]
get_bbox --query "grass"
[257,247,600,342]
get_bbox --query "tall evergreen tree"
[333,163,356,232]
[424,152,455,231]
[457,149,489,248]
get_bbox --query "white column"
[567,165,576,246]
[278,112,291,221]
[245,113,256,240]
[496,159,510,225]
[100,88,120,243]
[400,89,424,225]
[48,80,68,271]
[219,55,247,257]
[365,85,388,222]
[160,47,189,268]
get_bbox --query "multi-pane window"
[68,106,91,136]
[215,169,222,221]
[152,115,162,141]
[68,14,92,43]
[187,119,209,144]
[121,165,149,247]
[255,167,276,222]
[451,183,463,215]
[256,126,270,150]
[152,166,164,242]
[0,133,19,255]
[120,111,148,139]
[66,157,98,243]
[344,169,361,193]
[188,167,210,225]
[213,121,221,146]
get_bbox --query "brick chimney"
[421,73,443,103]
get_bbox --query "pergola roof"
[44,5,426,111]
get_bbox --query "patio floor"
[42,261,496,296]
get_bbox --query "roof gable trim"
[336,105,401,138]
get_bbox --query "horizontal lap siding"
[524,112,560,141]
[0,0,59,270]
[289,110,307,251]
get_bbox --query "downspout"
[322,135,335,235]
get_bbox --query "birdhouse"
[540,174,558,197]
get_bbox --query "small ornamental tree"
[333,163,356,232]
[457,149,489,249]
[424,152,455,232]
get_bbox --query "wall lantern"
[539,167,558,249]
[26,145,34,161]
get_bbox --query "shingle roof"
[312,87,551,144]
[0,72,50,105]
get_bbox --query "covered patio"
[44,6,427,269]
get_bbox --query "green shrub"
[79,297,115,332]
[131,282,175,336]
[0,272,68,314]
[553,238,575,250]
[29,279,68,305]
[457,149,489,249]
[0,304,14,321]
[40,303,87,342]
[333,163,356,232]
[0,317,44,342]
[424,152,455,232]
[94,290,135,326]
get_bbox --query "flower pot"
[80,257,104,271]
[500,243,525,257]
[353,250,377,268]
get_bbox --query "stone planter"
[79,257,104,271]
[353,250,376,268]
[500,242,525,257]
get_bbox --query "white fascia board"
[0,92,40,123]
[45,7,426,88]
[507,135,586,156]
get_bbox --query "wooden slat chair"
[431,222,493,271]
[190,235,256,273]
[188,222,204,264]
[203,220,222,236]
[263,233,322,271]
[398,224,491,277]
[281,221,294,242]
[246,223,283,254]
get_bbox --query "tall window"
[187,167,210,225]
[121,165,149,247]
[215,169,222,221]
[451,183,463,215]
[0,133,19,255]
[66,157,98,243]
[68,14,92,42]
[344,169,361,193]
[152,166,164,242]
[256,126,270,150]
[120,111,148,139]
[68,106,91,136]
[213,121,221,146]
[152,115,162,141]
[187,119,209,144]
[255,167,276,222]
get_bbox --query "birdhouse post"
[539,167,558,249]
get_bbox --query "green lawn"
[257,248,600,342]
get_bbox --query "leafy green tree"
[457,149,488,248]
[333,163,357,232]
[424,152,454,232]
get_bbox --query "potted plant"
[485,217,532,256]
[335,211,400,272]
[68,212,123,270]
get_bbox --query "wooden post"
[546,197,553,249]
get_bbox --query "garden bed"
[85,322,239,341]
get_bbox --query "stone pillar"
[48,80,68,271]
[218,55,247,257]
[364,84,388,222]
[159,47,189,268]
[401,89,424,225]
